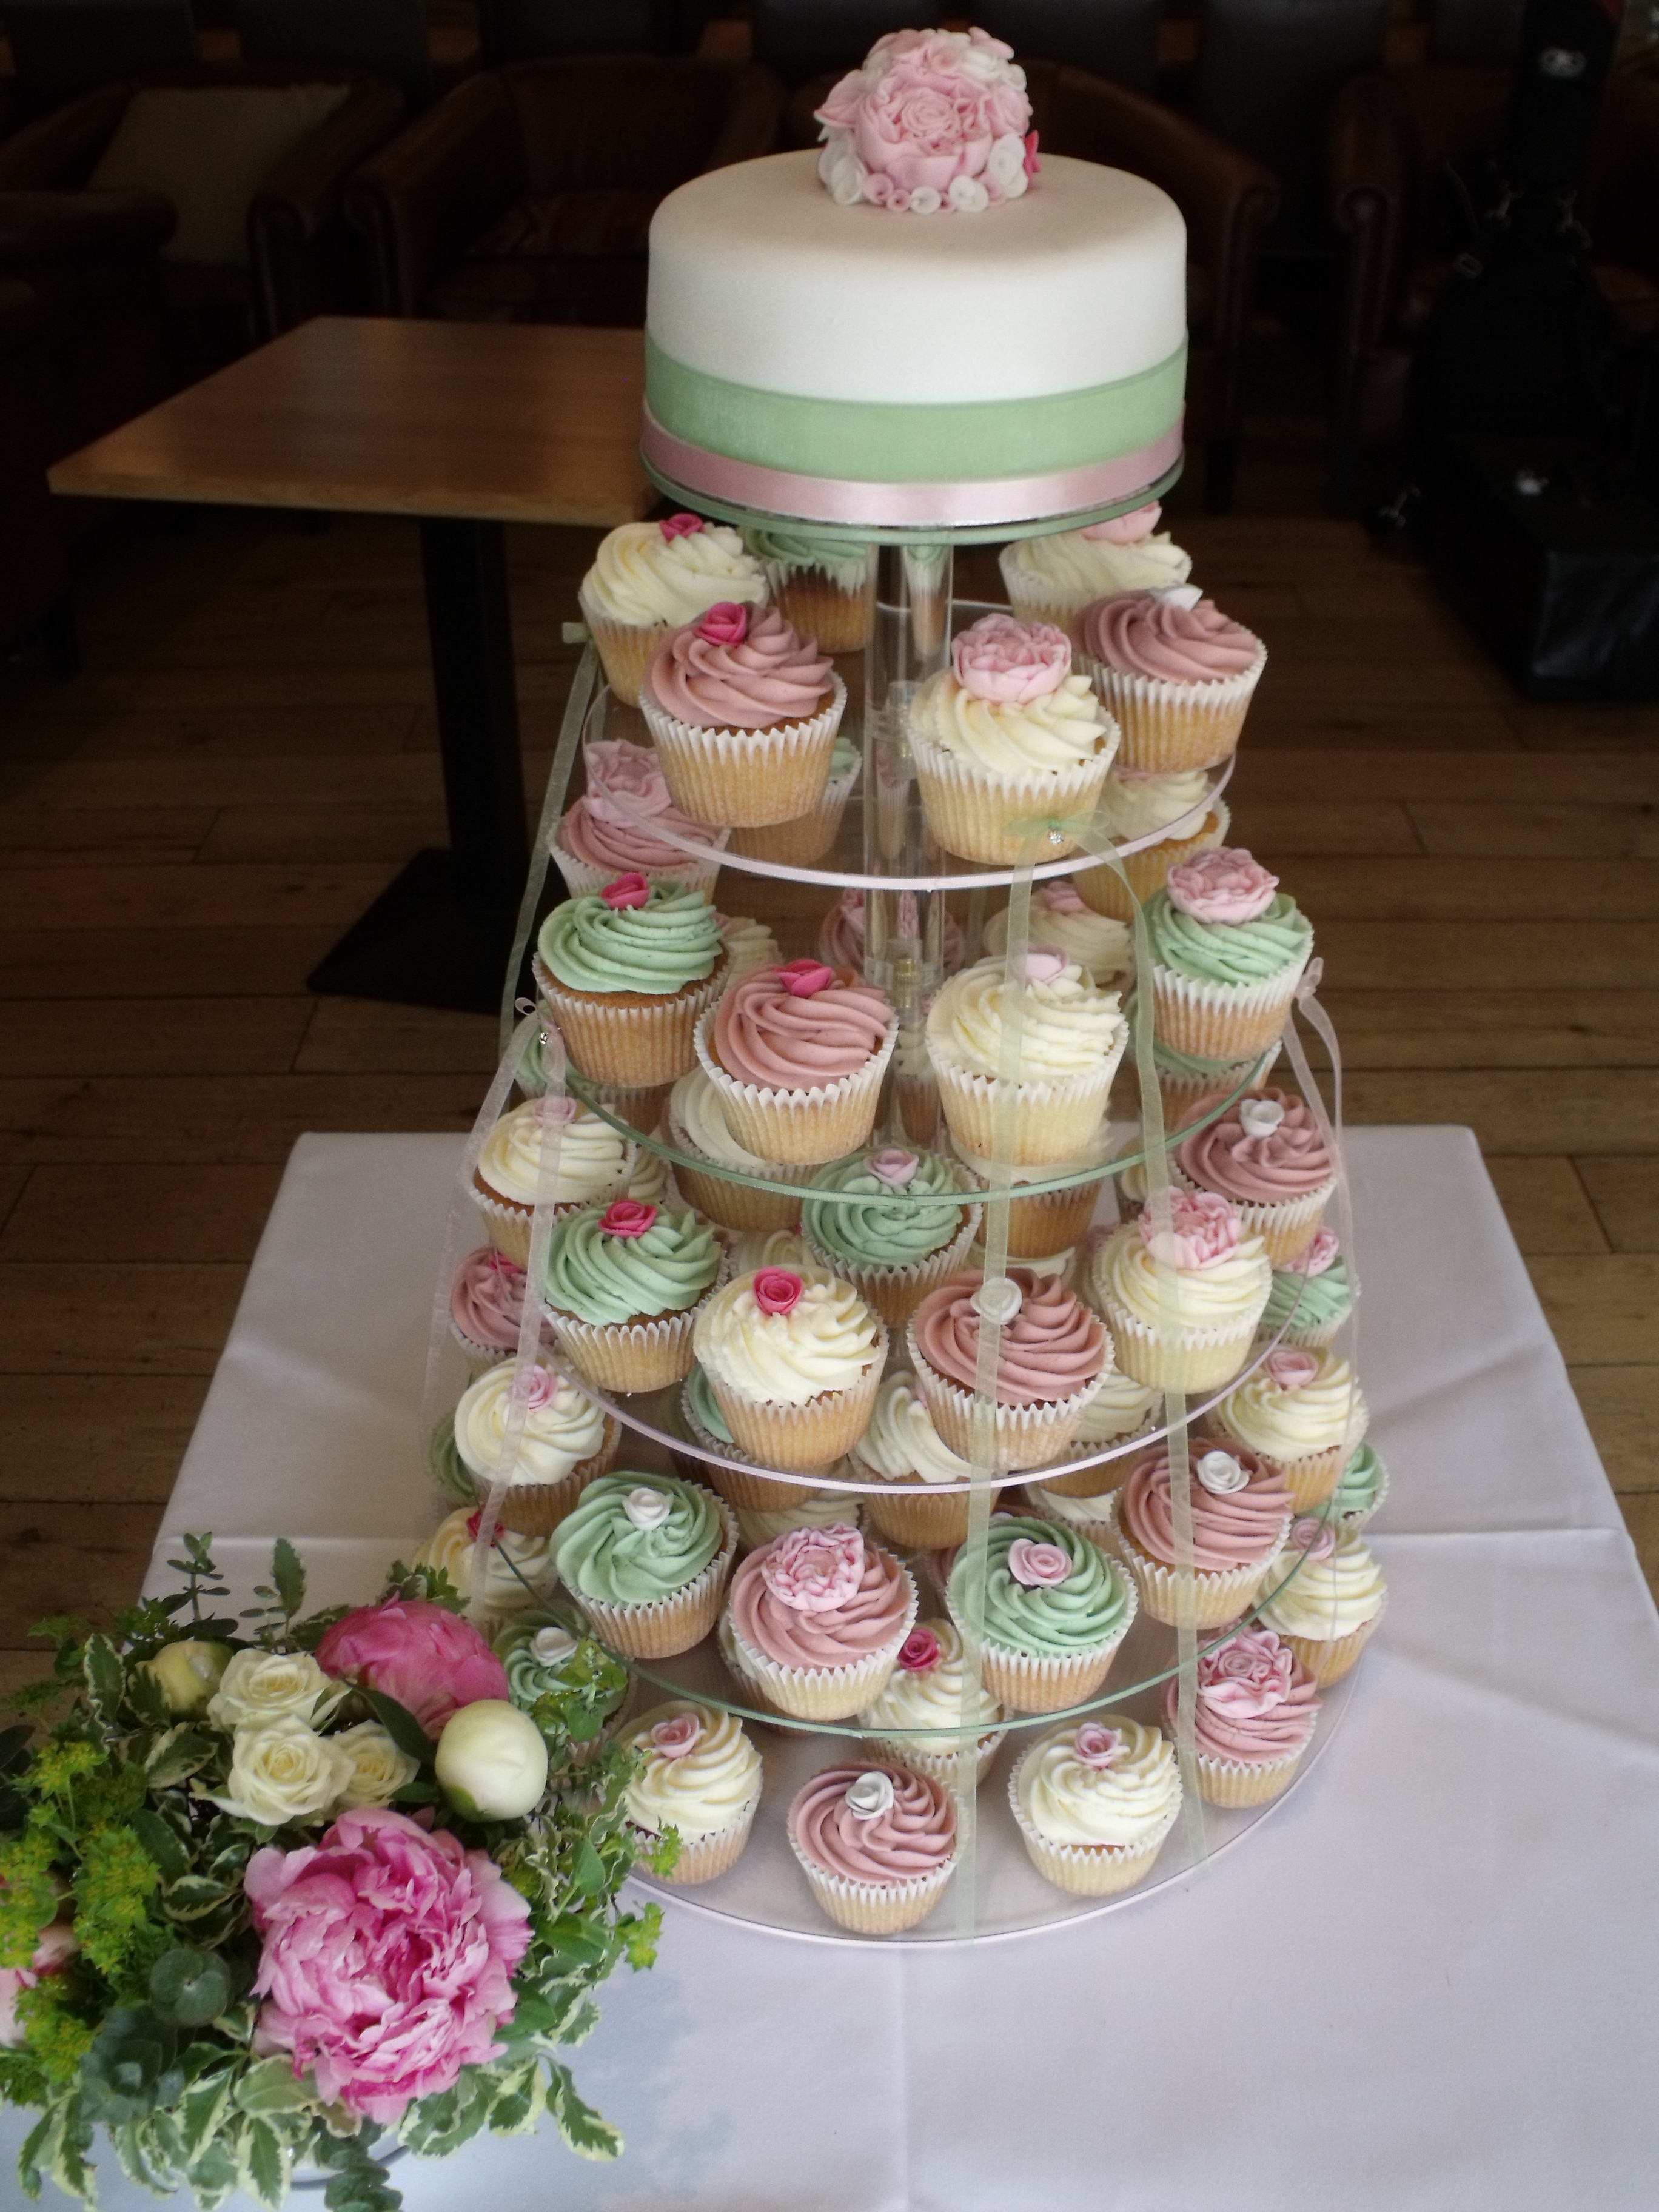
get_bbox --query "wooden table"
[50,315,653,1011]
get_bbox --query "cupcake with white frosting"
[857,1621,1007,1788]
[1257,1518,1387,1684]
[718,913,780,980]
[724,1523,917,1721]
[908,613,1119,866]
[622,1699,763,1883]
[926,951,1128,1167]
[472,1096,635,1265]
[1010,1715,1181,1895]
[732,1486,863,1553]
[674,1361,821,1515]
[981,879,1133,988]
[666,1067,808,1235]
[1071,765,1230,920]
[848,1369,993,1549]
[551,1472,737,1659]
[1031,1362,1163,1499]
[788,1763,956,1934]
[694,1265,887,1471]
[413,1508,555,1628]
[1213,1346,1369,1510]
[1089,1188,1271,1395]
[578,514,766,708]
[449,1359,619,1535]
[997,503,1191,630]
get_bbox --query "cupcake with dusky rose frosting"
[1168,1621,1321,1807]
[1071,764,1230,920]
[534,874,729,1089]
[857,1621,1007,1789]
[551,1470,736,1659]
[908,612,1119,865]
[450,1359,620,1535]
[848,1368,993,1549]
[642,602,845,830]
[947,1512,1135,1712]
[472,1096,637,1265]
[1257,1517,1387,1684]
[1088,1188,1272,1394]
[1078,585,1265,773]
[695,1264,887,1470]
[801,1146,980,1328]
[927,950,1128,1167]
[817,886,967,979]
[543,1198,723,1393]
[449,1245,558,1370]
[622,1700,763,1884]
[665,1068,808,1236]
[414,1508,555,1628]
[788,1763,956,1935]
[697,959,897,1166]
[675,1361,821,1514]
[724,1523,917,1721]
[1175,1086,1336,1265]
[1260,1228,1354,1350]
[907,1269,1111,1473]
[1108,1435,1291,1628]
[552,738,727,900]
[1144,846,1313,1064]
[1214,1346,1369,1510]
[1009,1716,1181,1895]
[997,503,1192,631]
[982,879,1133,989]
[578,513,766,709]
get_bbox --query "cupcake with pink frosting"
[697,959,897,1165]
[908,612,1118,865]
[724,1523,918,1721]
[787,1761,957,1934]
[1167,1622,1321,1808]
[1088,1188,1272,1395]
[449,1245,557,1370]
[1144,846,1313,1062]
[1108,1434,1292,1628]
[1078,586,1265,773]
[1174,1085,1336,1265]
[552,738,726,901]
[641,602,846,830]
[998,503,1192,629]
[906,1267,1111,1473]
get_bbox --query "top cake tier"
[643,151,1188,533]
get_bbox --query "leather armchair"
[1327,64,1659,503]
[346,56,784,326]
[785,59,1281,510]
[0,277,74,667]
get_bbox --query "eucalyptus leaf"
[149,1947,231,2028]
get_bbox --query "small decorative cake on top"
[1009,1716,1181,1895]
[725,1522,917,1721]
[945,1513,1135,1712]
[1109,1435,1292,1628]
[471,1094,636,1265]
[907,1267,1111,1472]
[622,1700,763,1884]
[553,738,726,900]
[577,513,766,708]
[1076,586,1265,774]
[1088,1187,1272,1394]
[697,958,897,1165]
[534,874,729,1088]
[1170,1621,1321,1806]
[542,1197,724,1393]
[1174,1085,1336,1265]
[908,613,1119,865]
[551,1470,737,1659]
[694,1264,887,1470]
[925,950,1128,1166]
[800,1145,980,1327]
[787,1763,957,1936]
[999,502,1193,629]
[1142,846,1314,1062]
[858,1620,1008,1788]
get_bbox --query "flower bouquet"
[0,1535,668,2211]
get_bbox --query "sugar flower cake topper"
[814,27,1037,216]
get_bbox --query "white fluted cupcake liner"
[665,1106,809,1234]
[856,1467,1002,1550]
[865,1732,1003,1789]
[464,1413,621,1537]
[802,1205,981,1331]
[549,830,726,903]
[728,752,861,865]
[725,1567,918,1721]
[642,674,847,828]
[1147,954,1309,1064]
[959,1617,1131,1715]
[765,565,875,654]
[789,1841,957,1934]
[1276,1600,1385,1687]
[532,954,728,1090]
[997,569,1083,634]
[679,1392,823,1511]
[571,1501,737,1660]
[954,1146,1108,1259]
[1085,643,1265,774]
[694,1006,897,1167]
[716,1607,794,1723]
[708,1328,888,1472]
[1173,1165,1334,1268]
[905,1332,1105,1476]
[1072,800,1231,919]
[577,589,668,711]
[1096,1301,1258,1396]
[931,1048,1123,1169]
[1192,1744,1308,1808]
[1008,1746,1181,1893]
[908,729,1118,868]
[632,1791,761,1884]
[1107,1493,1291,1631]
[471,1173,628,1269]
[1151,1059,1270,1130]
[547,1293,713,1395]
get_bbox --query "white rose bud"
[435,1700,548,1821]
[329,1721,420,1812]
[138,1640,231,1717]
[210,1715,354,1826]
[207,1648,337,1731]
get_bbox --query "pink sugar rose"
[897,1627,940,1672]
[1290,1517,1336,1560]
[599,1198,657,1238]
[1165,846,1279,925]
[752,1267,803,1316]
[1285,1227,1340,1277]
[1198,1626,1296,1718]
[760,1524,864,1612]
[868,1148,919,1187]
[695,601,749,646]
[814,27,1032,215]
[0,1919,76,2049]
[601,872,651,910]
[317,1598,508,1737]
[1081,502,1161,545]
[246,1807,532,2125]
[1265,1348,1321,1391]
[1007,1537,1071,1588]
[1073,1723,1120,1769]
[649,1712,702,1759]
[508,1365,560,1411]
[1138,1187,1241,1271]
[659,512,703,540]
[951,612,1071,705]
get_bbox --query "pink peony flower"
[1081,502,1161,545]
[0,1920,76,2049]
[814,28,1032,215]
[752,1267,803,1316]
[760,1524,864,1612]
[598,1198,657,1238]
[600,872,651,910]
[1198,1626,1295,1718]
[951,612,1071,704]
[1165,846,1278,925]
[317,1600,508,1737]
[246,1807,532,2125]
[1138,1188,1241,1271]
[1007,1537,1071,1587]
[695,601,749,646]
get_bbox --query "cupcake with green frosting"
[533,875,729,1088]
[802,1146,980,1327]
[741,525,873,652]
[945,1512,1136,1714]
[674,1361,821,1515]
[729,732,862,866]
[494,1605,627,1750]
[1324,1439,1388,1532]
[551,1470,736,1658]
[1144,848,1313,1062]
[544,1199,725,1393]
[1259,1230,1353,1350]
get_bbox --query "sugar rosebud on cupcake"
[434,1698,549,1820]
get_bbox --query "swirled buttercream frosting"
[803,1149,970,1272]
[712,965,894,1091]
[1259,1530,1386,1636]
[1176,1087,1333,1203]
[1017,1715,1179,1847]
[730,1526,912,1668]
[1145,884,1312,989]
[453,1361,608,1487]
[719,914,780,977]
[790,1763,954,1886]
[624,1700,762,1838]
[1263,1252,1353,1337]
[1096,766,1213,840]
[682,1361,736,1446]
[1092,1221,1271,1333]
[819,886,965,976]
[493,1606,623,1715]
[742,524,872,592]
[1170,1623,1319,1765]
[1075,1364,1162,1441]
[925,954,1125,1083]
[1001,520,1191,603]
[560,739,724,876]
[851,1370,976,1486]
[981,882,1132,985]
[1330,1439,1385,1520]
[669,1068,777,1174]
[545,1203,720,1327]
[451,1247,545,1353]
[695,1271,882,1406]
[951,1514,1130,1656]
[912,1270,1107,1408]
[414,1509,553,1614]
[552,1472,725,1605]
[1117,1436,1289,1570]
[475,1099,633,1208]
[646,605,833,731]
[1079,592,1261,685]
[1219,1350,1367,1461]
[580,518,766,629]
[859,1619,1004,1737]
[910,663,1113,776]
[537,880,725,997]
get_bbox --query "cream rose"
[210,1716,355,1826]
[207,1649,339,1731]
[329,1721,421,1812]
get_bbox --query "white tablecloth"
[12,1128,1659,2211]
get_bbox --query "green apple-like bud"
[435,1698,548,1820]
[138,1640,232,1717]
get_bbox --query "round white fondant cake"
[643,148,1187,529]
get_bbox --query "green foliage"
[72,1830,161,1980]
[379,1561,468,1614]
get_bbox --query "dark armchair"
[0,277,73,665]
[1326,64,1659,502]
[784,59,1281,509]
[344,56,784,326]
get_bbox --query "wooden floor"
[1,392,1655,1682]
